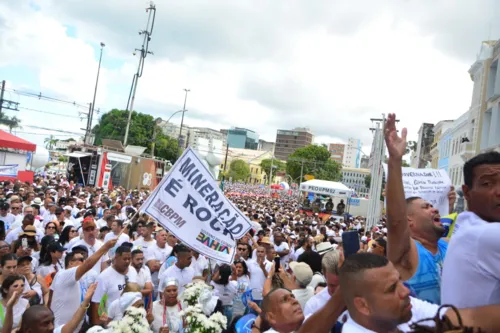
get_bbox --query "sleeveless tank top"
[405,239,447,304]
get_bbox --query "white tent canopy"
[299,179,352,197]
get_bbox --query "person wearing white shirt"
[441,152,500,308]
[132,222,156,257]
[103,220,130,248]
[189,250,209,278]
[158,245,194,295]
[49,239,116,330]
[0,203,15,232]
[273,232,290,267]
[130,248,153,298]
[340,252,500,333]
[5,215,44,245]
[246,246,272,304]
[71,218,110,274]
[90,245,138,326]
[145,230,172,296]
[304,250,342,316]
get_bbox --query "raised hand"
[384,113,407,160]
[6,291,20,308]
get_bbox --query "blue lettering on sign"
[348,198,360,206]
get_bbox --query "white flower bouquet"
[180,283,227,333]
[107,306,152,333]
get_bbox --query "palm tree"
[7,116,22,133]
[44,135,58,151]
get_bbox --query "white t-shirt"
[104,232,130,247]
[189,255,209,277]
[5,226,44,244]
[133,266,152,290]
[158,265,195,295]
[133,237,156,257]
[91,266,138,312]
[211,280,238,305]
[274,242,290,266]
[71,239,109,274]
[145,244,173,292]
[294,247,305,261]
[50,267,84,328]
[246,259,272,301]
[0,213,15,231]
[303,287,330,317]
[0,298,28,330]
[292,287,315,310]
[341,297,439,332]
[441,212,500,308]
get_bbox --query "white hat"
[63,205,73,211]
[119,292,142,313]
[316,242,334,255]
[289,262,313,286]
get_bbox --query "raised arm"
[384,113,413,268]
[75,238,117,281]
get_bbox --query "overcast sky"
[1,0,499,156]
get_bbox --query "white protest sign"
[141,147,252,264]
[382,164,451,215]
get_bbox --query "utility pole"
[124,1,156,146]
[177,88,190,152]
[220,144,229,191]
[0,80,5,117]
[0,80,19,116]
[366,114,399,230]
[83,103,93,143]
[86,42,105,145]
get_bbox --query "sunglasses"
[11,207,19,210]
[47,226,56,230]
[237,248,247,251]
[84,227,96,232]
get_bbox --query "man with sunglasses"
[49,238,117,331]
[71,217,110,274]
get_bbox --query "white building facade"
[341,167,370,197]
[343,138,362,168]
[447,110,471,189]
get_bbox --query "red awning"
[0,130,36,152]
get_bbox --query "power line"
[19,106,85,119]
[14,131,76,137]
[24,125,83,135]
[5,88,90,110]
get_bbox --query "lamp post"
[178,88,190,151]
[86,42,105,144]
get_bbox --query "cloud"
[0,0,495,154]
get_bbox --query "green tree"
[286,145,342,182]
[406,140,417,156]
[44,135,58,150]
[6,116,22,133]
[365,174,371,188]
[0,114,22,133]
[92,109,180,162]
[260,158,286,184]
[227,159,250,182]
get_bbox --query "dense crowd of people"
[0,114,498,332]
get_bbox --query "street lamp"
[86,42,105,144]
[178,88,190,151]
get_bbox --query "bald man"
[17,306,55,333]
[339,253,500,332]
